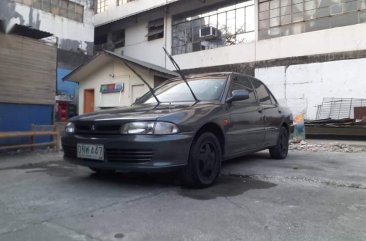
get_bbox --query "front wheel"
[269,126,289,159]
[181,132,222,188]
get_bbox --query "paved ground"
[0,149,366,241]
[305,139,366,147]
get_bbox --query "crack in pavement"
[0,161,64,171]
[247,174,366,190]
[42,221,103,241]
[223,196,274,241]
[125,191,166,204]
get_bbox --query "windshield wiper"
[163,47,199,102]
[123,61,160,104]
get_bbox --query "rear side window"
[251,78,272,105]
[269,92,278,105]
[228,75,257,104]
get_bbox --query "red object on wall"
[354,107,366,120]
[57,102,69,122]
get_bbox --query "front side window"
[269,92,278,105]
[251,78,272,105]
[228,75,257,104]
[172,0,255,55]
[136,78,227,104]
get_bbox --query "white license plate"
[77,144,104,161]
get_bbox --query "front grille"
[106,149,153,163]
[63,145,77,158]
[75,123,121,135]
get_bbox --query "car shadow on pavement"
[88,171,182,188]
[84,151,271,187]
[77,152,278,200]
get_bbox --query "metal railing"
[316,98,366,120]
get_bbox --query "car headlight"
[121,121,178,135]
[65,122,75,133]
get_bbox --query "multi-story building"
[94,0,366,120]
[0,0,94,134]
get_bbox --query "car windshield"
[136,77,227,104]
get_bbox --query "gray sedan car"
[62,72,293,188]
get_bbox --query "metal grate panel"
[316,98,366,120]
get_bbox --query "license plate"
[77,144,104,161]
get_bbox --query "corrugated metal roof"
[104,50,178,77]
[63,50,178,82]
[9,24,53,39]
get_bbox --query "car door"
[251,78,282,147]
[225,74,266,156]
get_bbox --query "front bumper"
[62,132,194,172]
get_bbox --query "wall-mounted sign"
[55,94,73,102]
[100,83,124,93]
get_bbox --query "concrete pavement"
[0,149,366,241]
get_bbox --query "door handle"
[258,107,263,113]
[278,109,282,114]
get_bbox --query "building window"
[258,0,366,40]
[111,29,125,48]
[172,1,254,55]
[94,29,125,52]
[97,0,108,13]
[147,19,164,41]
[14,0,84,23]
[116,0,135,6]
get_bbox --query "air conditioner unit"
[199,26,218,40]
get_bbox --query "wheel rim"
[197,142,217,181]
[279,129,289,156]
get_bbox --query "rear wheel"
[182,132,222,188]
[269,126,289,159]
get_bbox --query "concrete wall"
[94,0,178,26]
[117,20,166,67]
[0,0,94,54]
[255,58,366,120]
[78,61,155,114]
[173,22,366,70]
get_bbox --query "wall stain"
[0,0,25,31]
[59,39,82,53]
[181,49,366,76]
[28,7,41,30]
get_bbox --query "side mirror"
[226,89,250,103]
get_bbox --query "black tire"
[269,126,289,159]
[89,167,115,176]
[182,132,222,188]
